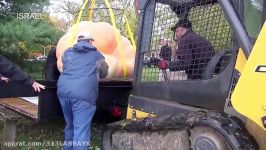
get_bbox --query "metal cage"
[137,0,233,82]
[131,0,244,110]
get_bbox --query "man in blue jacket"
[57,33,108,150]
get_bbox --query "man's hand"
[32,81,45,92]
[1,76,10,83]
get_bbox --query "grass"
[0,119,103,150]
[141,67,160,81]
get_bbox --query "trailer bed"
[0,79,132,121]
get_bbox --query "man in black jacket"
[0,54,45,92]
[45,46,60,81]
[169,19,215,79]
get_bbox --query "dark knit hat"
[171,19,192,31]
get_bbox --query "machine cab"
[129,0,265,116]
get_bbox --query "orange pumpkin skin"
[56,21,135,78]
[92,22,118,54]
[76,21,118,54]
[102,54,117,78]
[57,21,117,57]
[121,36,135,58]
[56,32,72,72]
[110,36,136,78]
[114,58,135,78]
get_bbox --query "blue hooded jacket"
[57,41,104,103]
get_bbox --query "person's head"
[50,42,57,50]
[171,19,192,41]
[160,39,168,46]
[77,32,95,43]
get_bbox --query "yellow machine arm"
[232,21,266,131]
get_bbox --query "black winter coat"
[159,45,172,62]
[0,54,33,86]
[169,31,215,79]
[45,47,60,81]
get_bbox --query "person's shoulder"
[98,51,104,57]
[179,32,193,44]
[63,47,74,56]
[92,50,104,59]
[166,45,172,50]
[183,32,207,43]
[183,32,197,39]
[65,47,74,52]
[187,32,206,40]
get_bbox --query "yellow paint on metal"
[235,49,266,149]
[104,0,127,79]
[88,0,96,21]
[231,21,266,131]
[69,0,89,47]
[235,48,247,73]
[127,106,156,119]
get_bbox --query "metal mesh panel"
[228,72,240,99]
[140,0,233,82]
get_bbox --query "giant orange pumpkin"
[56,21,136,79]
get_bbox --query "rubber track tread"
[102,111,258,150]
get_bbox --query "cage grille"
[140,0,233,82]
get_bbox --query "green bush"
[22,61,45,80]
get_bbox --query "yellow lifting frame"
[68,0,137,79]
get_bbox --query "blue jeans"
[59,97,96,150]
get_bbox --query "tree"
[0,0,63,61]
[0,0,49,19]
[77,0,138,42]
[0,19,63,57]
[49,16,69,32]
[51,0,82,26]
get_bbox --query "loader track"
[102,111,258,150]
